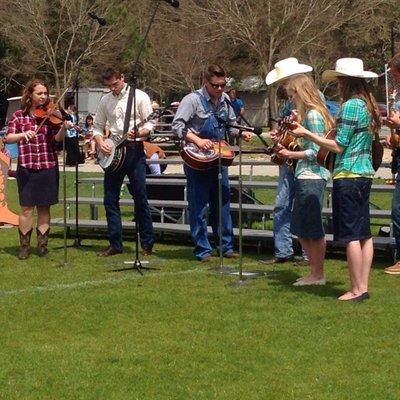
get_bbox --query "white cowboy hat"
[265,57,313,85]
[322,58,378,81]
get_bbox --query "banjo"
[97,111,159,173]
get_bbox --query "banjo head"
[98,137,118,170]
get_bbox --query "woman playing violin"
[5,78,72,260]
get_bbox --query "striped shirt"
[333,98,374,177]
[295,109,329,180]
[6,110,60,170]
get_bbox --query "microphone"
[88,12,107,26]
[226,123,263,136]
[162,0,179,7]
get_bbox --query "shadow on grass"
[1,245,19,257]
[265,268,343,299]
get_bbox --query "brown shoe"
[97,246,123,257]
[384,261,400,275]
[224,251,239,259]
[141,247,153,256]
[199,255,213,262]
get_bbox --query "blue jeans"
[273,164,295,258]
[393,167,400,259]
[184,164,234,260]
[103,144,154,252]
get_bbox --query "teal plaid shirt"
[333,98,374,177]
[295,109,329,180]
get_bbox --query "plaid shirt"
[6,110,60,170]
[295,109,329,180]
[333,98,374,177]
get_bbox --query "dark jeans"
[103,144,154,252]
[392,149,400,258]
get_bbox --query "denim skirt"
[290,178,326,239]
[332,177,372,243]
[17,166,59,206]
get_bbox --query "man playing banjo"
[172,64,252,262]
[93,67,155,257]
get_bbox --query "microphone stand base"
[111,259,159,275]
[71,238,92,249]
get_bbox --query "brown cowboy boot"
[37,228,50,257]
[18,228,32,260]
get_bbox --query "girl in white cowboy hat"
[290,58,381,302]
[260,57,314,266]
[273,74,335,287]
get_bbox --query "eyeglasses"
[208,81,226,90]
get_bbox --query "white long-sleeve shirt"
[93,84,154,138]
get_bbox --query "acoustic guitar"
[180,139,235,170]
[269,116,300,169]
[316,129,336,172]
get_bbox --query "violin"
[34,101,69,126]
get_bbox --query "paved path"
[58,149,395,180]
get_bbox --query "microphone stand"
[212,115,269,282]
[62,20,99,260]
[61,128,68,267]
[60,18,98,254]
[228,129,267,286]
[113,0,164,274]
[209,135,234,273]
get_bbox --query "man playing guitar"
[172,64,252,262]
[93,67,155,257]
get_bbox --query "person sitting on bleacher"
[143,141,167,175]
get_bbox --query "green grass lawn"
[0,173,399,399]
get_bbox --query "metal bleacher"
[50,159,396,256]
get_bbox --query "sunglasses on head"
[208,81,226,89]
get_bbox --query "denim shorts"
[290,178,326,239]
[332,177,372,243]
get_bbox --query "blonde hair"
[285,74,335,131]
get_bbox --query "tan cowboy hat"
[265,57,313,85]
[322,58,378,81]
